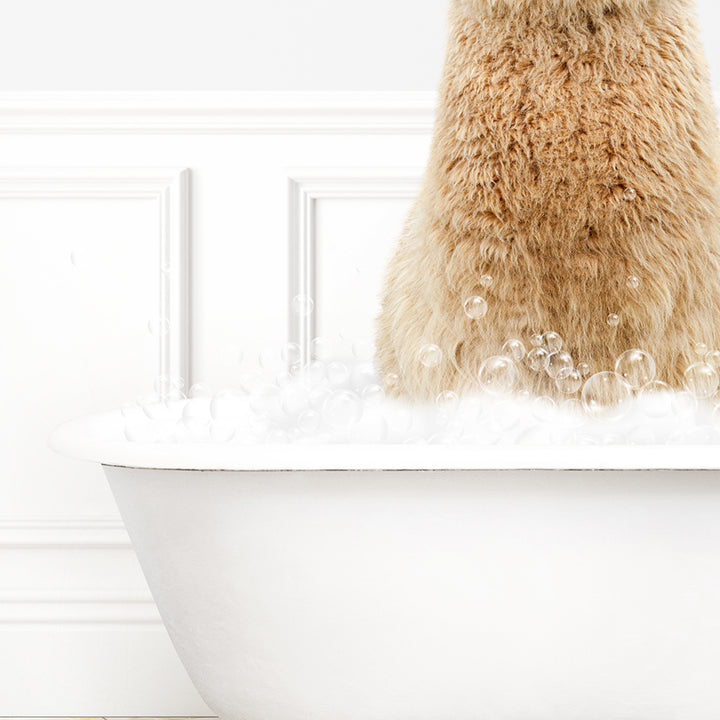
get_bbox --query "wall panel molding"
[0,517,157,625]
[0,91,436,134]
[287,168,421,363]
[0,589,159,625]
[0,515,129,549]
[0,166,191,395]
[0,167,190,632]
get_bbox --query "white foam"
[122,357,720,446]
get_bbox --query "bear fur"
[376,0,720,400]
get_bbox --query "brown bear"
[376,0,720,401]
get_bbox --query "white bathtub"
[51,412,720,720]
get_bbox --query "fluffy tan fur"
[376,0,720,400]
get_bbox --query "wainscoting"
[0,92,433,715]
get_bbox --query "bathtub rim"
[50,409,720,472]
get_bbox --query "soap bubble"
[362,384,384,404]
[311,336,333,361]
[614,349,656,389]
[308,384,332,410]
[478,356,518,396]
[705,350,720,369]
[281,383,311,415]
[532,395,556,421]
[542,332,563,353]
[638,380,673,418]
[486,399,522,432]
[480,274,494,287]
[297,409,321,434]
[581,372,632,420]
[210,421,236,443]
[713,404,720,424]
[120,402,137,418]
[210,390,245,420]
[694,342,709,357]
[684,362,719,398]
[304,360,326,386]
[386,405,413,435]
[463,296,488,320]
[259,346,283,371]
[436,390,459,411]
[418,344,443,367]
[555,368,583,394]
[671,391,698,417]
[182,397,210,421]
[124,420,156,443]
[153,375,170,397]
[322,390,362,429]
[502,339,526,362]
[530,333,543,347]
[547,351,573,379]
[351,362,377,390]
[562,398,583,415]
[139,396,174,421]
[291,294,314,317]
[327,361,350,386]
[181,398,211,440]
[527,347,550,372]
[606,313,620,327]
[188,382,211,398]
[350,410,388,443]
[266,429,290,444]
[385,372,400,388]
[147,317,169,336]
[249,384,282,416]
[624,187,637,201]
[576,362,591,377]
[626,276,640,289]
[281,342,302,365]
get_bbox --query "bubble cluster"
[120,333,720,447]
[547,351,573,379]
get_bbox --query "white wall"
[0,0,718,94]
[1,0,720,715]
